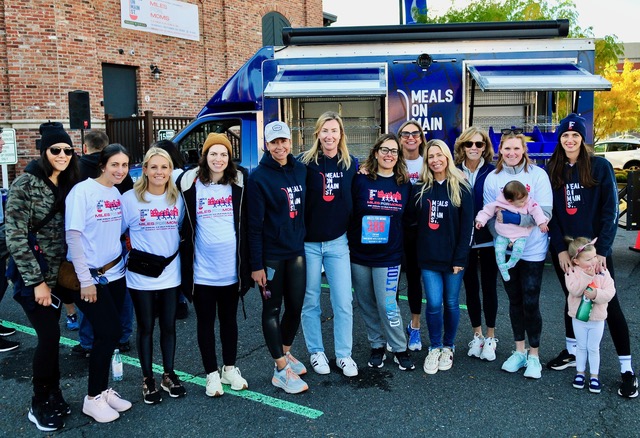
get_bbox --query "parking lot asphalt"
[1,228,639,437]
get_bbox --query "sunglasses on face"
[378,147,399,156]
[399,130,421,139]
[501,128,524,136]
[48,146,74,156]
[462,141,486,148]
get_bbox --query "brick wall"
[0,0,322,181]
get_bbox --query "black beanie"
[39,122,72,152]
[556,113,587,141]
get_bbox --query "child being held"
[564,236,615,394]
[475,180,548,281]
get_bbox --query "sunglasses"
[501,128,524,136]
[399,131,421,139]
[462,141,486,148]
[49,146,74,156]
[378,147,399,156]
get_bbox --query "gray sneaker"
[271,364,309,394]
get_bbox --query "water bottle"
[576,294,593,322]
[111,349,123,381]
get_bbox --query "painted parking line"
[1,320,324,420]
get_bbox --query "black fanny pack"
[126,248,179,278]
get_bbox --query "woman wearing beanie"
[178,133,252,397]
[6,123,79,432]
[546,113,637,398]
[247,121,308,394]
[65,143,132,423]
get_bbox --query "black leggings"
[551,252,630,356]
[463,246,499,329]
[129,287,179,378]
[262,256,306,359]
[503,260,544,348]
[73,277,126,396]
[21,297,62,401]
[403,228,423,315]
[193,283,239,373]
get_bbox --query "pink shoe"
[101,388,132,412]
[82,395,119,423]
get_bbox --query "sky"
[322,0,640,43]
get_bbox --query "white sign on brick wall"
[121,0,200,42]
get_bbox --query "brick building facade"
[0,0,322,180]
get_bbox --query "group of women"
[8,112,636,431]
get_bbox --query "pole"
[399,0,403,24]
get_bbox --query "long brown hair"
[198,144,238,185]
[546,138,597,189]
[360,134,409,185]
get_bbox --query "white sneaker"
[423,348,441,375]
[310,352,331,375]
[480,337,498,361]
[221,366,248,391]
[336,356,359,377]
[439,347,454,371]
[205,371,224,397]
[467,333,484,358]
[101,388,131,412]
[82,395,119,423]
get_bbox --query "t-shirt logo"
[564,182,581,215]
[427,199,448,230]
[281,185,303,219]
[320,171,343,202]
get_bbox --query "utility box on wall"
[68,90,91,130]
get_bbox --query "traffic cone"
[630,230,640,252]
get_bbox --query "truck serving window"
[175,119,241,166]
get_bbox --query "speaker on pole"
[68,90,91,130]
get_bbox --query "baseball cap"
[264,121,291,143]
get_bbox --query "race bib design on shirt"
[564,182,581,215]
[427,199,449,230]
[366,189,404,212]
[281,184,303,218]
[319,171,344,202]
[138,206,180,230]
[197,194,233,219]
[95,199,122,222]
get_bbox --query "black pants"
[503,260,544,348]
[129,287,179,378]
[262,256,306,359]
[193,283,239,373]
[21,297,62,401]
[551,252,630,356]
[463,246,498,329]
[403,228,423,316]
[73,277,126,396]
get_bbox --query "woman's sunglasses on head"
[501,128,523,136]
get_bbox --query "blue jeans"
[422,269,463,349]
[301,233,353,358]
[78,288,133,348]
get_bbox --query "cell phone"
[50,293,61,309]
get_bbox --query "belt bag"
[57,255,123,291]
[127,248,178,278]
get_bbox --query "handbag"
[127,248,179,278]
[57,260,80,291]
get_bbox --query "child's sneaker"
[336,356,359,377]
[271,364,308,394]
[467,333,484,358]
[572,374,585,390]
[65,314,79,331]
[589,377,602,394]
[618,371,638,398]
[205,371,224,397]
[82,395,119,423]
[221,366,248,390]
[406,323,422,351]
[480,337,498,361]
[501,351,527,373]
[393,351,416,371]
[142,377,162,404]
[310,352,330,375]
[285,352,307,375]
[368,348,386,368]
[523,355,542,379]
[423,348,441,375]
[438,347,454,371]
[161,372,187,398]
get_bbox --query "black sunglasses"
[399,130,421,139]
[462,141,486,148]
[501,128,524,136]
[48,146,74,156]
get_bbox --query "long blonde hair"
[416,139,470,207]
[300,111,352,170]
[494,133,531,173]
[133,147,179,205]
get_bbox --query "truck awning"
[264,63,387,98]
[467,61,611,91]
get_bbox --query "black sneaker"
[368,348,386,368]
[118,341,131,353]
[71,344,91,358]
[161,372,187,398]
[0,337,19,352]
[143,377,163,405]
[0,323,16,336]
[393,351,416,371]
[176,302,189,320]
[618,371,639,398]
[547,349,576,370]
[28,398,64,432]
[48,388,71,416]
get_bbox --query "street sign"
[0,129,18,165]
[157,129,175,141]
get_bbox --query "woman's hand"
[596,254,607,273]
[252,269,267,287]
[453,266,464,275]
[81,284,97,304]
[558,251,573,274]
[34,282,52,306]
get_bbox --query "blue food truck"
[169,19,610,170]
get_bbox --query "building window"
[262,12,290,46]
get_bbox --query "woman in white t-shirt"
[121,147,185,405]
[178,133,252,397]
[65,143,132,423]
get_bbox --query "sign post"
[157,129,176,141]
[0,129,18,190]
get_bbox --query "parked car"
[594,136,640,170]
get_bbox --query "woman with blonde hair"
[299,111,358,377]
[121,147,185,404]
[407,139,473,375]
